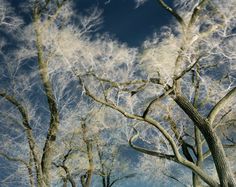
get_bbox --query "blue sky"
[73,0,173,46]
[10,0,172,46]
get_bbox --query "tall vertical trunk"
[193,127,203,187]
[97,143,107,187]
[82,123,94,187]
[85,141,94,187]
[26,129,45,186]
[201,126,235,187]
[192,69,203,187]
[33,11,60,186]
[28,153,35,187]
[102,176,106,187]
[62,166,76,187]
[62,178,67,187]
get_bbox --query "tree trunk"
[0,93,44,186]
[84,140,94,187]
[193,127,203,187]
[174,95,236,187]
[60,165,76,187]
[82,123,94,187]
[34,12,60,186]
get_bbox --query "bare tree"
[0,0,108,186]
[76,0,236,186]
[0,2,137,186]
[51,106,136,187]
[1,0,236,187]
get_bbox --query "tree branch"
[0,92,31,129]
[109,173,136,187]
[142,56,201,118]
[166,115,197,161]
[174,56,202,81]
[174,94,235,186]
[33,6,60,185]
[0,92,43,186]
[207,87,236,125]
[81,122,94,187]
[129,128,177,162]
[188,0,210,27]
[142,88,173,118]
[0,152,35,187]
[157,0,186,27]
[163,172,188,187]
[0,152,28,166]
[82,81,219,186]
[53,149,76,187]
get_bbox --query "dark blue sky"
[76,0,172,46]
[11,0,173,47]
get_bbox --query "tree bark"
[192,68,203,187]
[0,93,44,186]
[174,95,236,187]
[62,166,76,187]
[86,142,94,187]
[82,123,94,187]
[33,10,60,186]
[193,126,203,187]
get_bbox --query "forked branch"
[157,0,186,27]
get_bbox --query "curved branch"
[62,166,76,187]
[0,92,31,129]
[163,172,188,187]
[223,144,236,148]
[81,123,94,187]
[143,56,201,118]
[83,72,147,87]
[109,173,136,187]
[129,129,219,186]
[166,115,197,161]
[84,85,182,155]
[203,149,211,160]
[0,152,35,187]
[0,152,28,166]
[208,87,236,125]
[53,149,76,187]
[142,88,173,118]
[188,0,210,27]
[82,83,219,186]
[174,56,202,81]
[0,92,43,186]
[129,128,177,162]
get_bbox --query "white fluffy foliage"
[138,154,193,186]
[141,29,180,84]
[53,106,133,185]
[134,0,149,8]
[1,0,236,186]
[137,154,171,185]
[0,0,23,30]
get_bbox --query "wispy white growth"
[140,29,180,84]
[1,0,236,186]
[134,0,148,8]
[0,0,23,30]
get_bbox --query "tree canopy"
[0,0,236,187]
